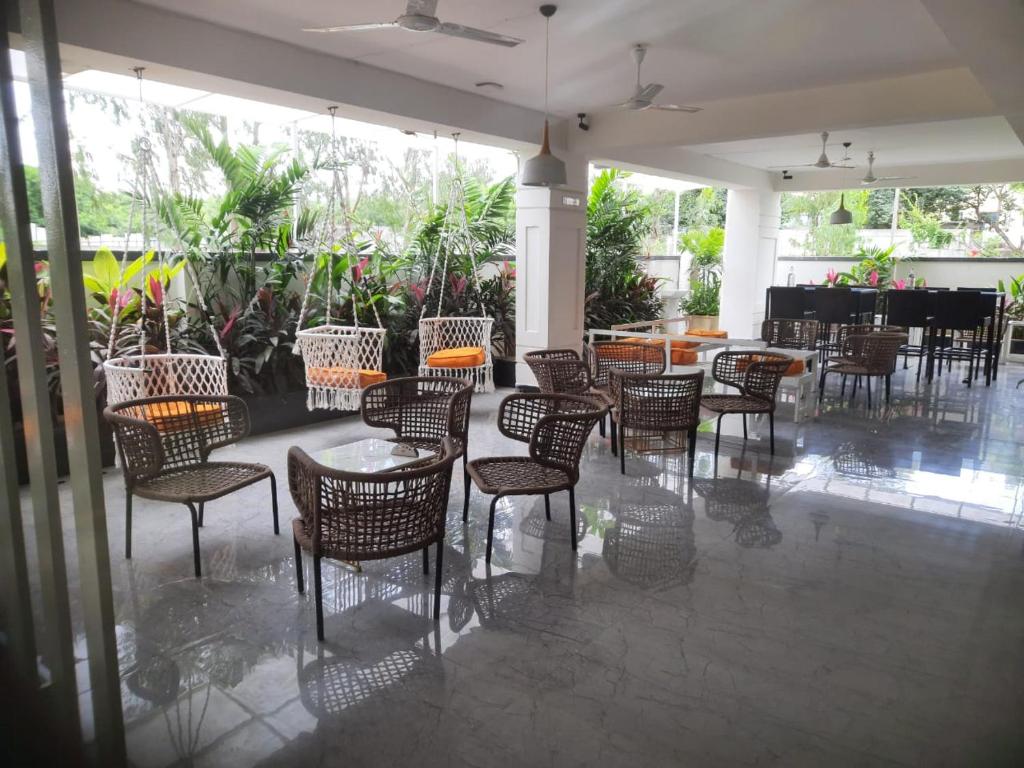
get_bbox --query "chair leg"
[885,375,892,403]
[714,414,723,463]
[485,496,500,564]
[619,424,626,475]
[610,419,617,454]
[742,414,748,440]
[433,540,444,621]
[866,376,872,408]
[599,413,606,438]
[125,492,132,559]
[313,554,324,642]
[687,427,697,479]
[422,546,430,575]
[269,474,279,535]
[462,470,472,523]
[818,369,827,401]
[293,535,304,594]
[197,502,204,527]
[186,502,202,578]
[840,374,847,398]
[544,494,551,521]
[568,487,578,552]
[768,411,776,455]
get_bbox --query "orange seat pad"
[426,346,486,369]
[144,400,224,433]
[685,328,728,338]
[307,367,388,388]
[736,355,804,377]
[620,338,700,365]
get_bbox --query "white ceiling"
[688,117,1024,171]
[132,0,960,114]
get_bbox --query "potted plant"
[480,260,516,387]
[679,227,724,330]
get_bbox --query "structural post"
[720,189,781,338]
[0,0,76,729]
[20,0,126,763]
[514,182,588,386]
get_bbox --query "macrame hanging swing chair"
[418,133,494,393]
[103,68,228,407]
[295,107,387,411]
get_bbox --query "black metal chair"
[926,291,992,386]
[765,286,815,321]
[883,289,934,379]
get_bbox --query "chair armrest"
[197,395,251,457]
[287,446,321,548]
[103,407,164,483]
[498,393,552,444]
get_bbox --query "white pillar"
[720,189,781,339]
[514,178,588,386]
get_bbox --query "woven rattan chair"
[361,375,473,499]
[819,331,907,406]
[104,394,278,578]
[464,393,606,563]
[609,370,704,477]
[587,341,666,444]
[760,318,819,350]
[523,349,593,395]
[288,439,458,640]
[701,351,791,460]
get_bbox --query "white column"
[720,189,781,339]
[514,181,588,386]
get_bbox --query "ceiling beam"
[571,67,996,153]
[48,0,555,152]
[596,146,773,190]
[920,0,1024,145]
[773,158,1024,192]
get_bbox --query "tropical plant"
[478,261,515,358]
[822,245,903,290]
[155,122,318,395]
[679,226,724,316]
[585,168,662,329]
[997,274,1024,321]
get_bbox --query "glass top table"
[309,437,435,474]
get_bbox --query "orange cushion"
[307,367,387,388]
[735,355,804,377]
[670,348,699,365]
[426,346,486,369]
[686,328,728,338]
[144,400,224,433]
[617,338,699,365]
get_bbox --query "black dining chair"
[883,289,934,380]
[926,290,992,386]
[812,288,859,360]
[765,286,816,321]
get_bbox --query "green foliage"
[998,274,1024,321]
[782,190,869,256]
[835,244,902,289]
[902,202,953,249]
[679,227,724,316]
[478,261,516,358]
[585,169,663,329]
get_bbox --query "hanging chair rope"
[418,133,488,320]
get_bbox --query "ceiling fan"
[770,131,854,170]
[610,44,702,113]
[861,151,914,185]
[302,0,524,48]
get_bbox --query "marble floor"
[26,364,1024,766]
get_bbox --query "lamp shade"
[829,193,853,225]
[521,120,566,187]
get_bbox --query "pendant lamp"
[829,193,853,225]
[521,4,566,187]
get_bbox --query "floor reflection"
[33,366,1024,766]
